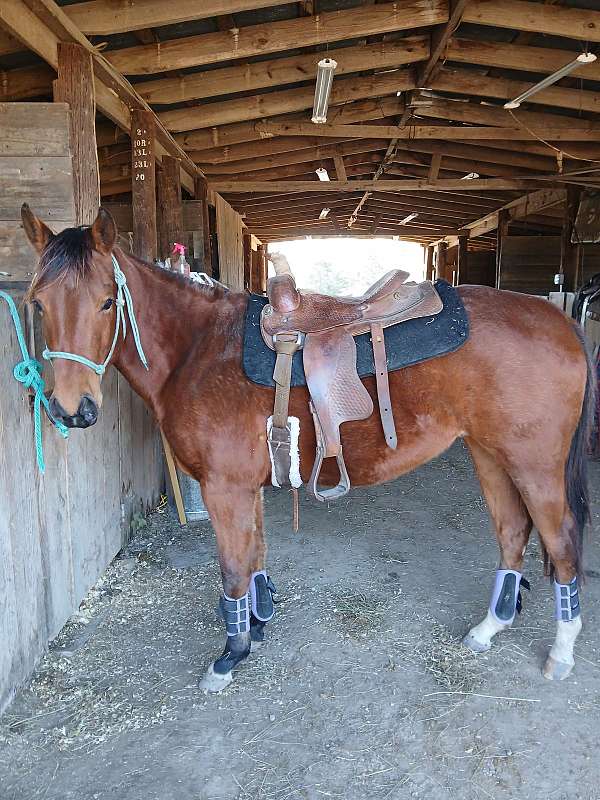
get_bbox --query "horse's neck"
[112,252,221,421]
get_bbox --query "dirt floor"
[1,442,600,800]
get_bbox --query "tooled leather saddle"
[260,262,443,502]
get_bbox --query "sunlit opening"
[267,238,425,295]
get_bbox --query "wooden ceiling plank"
[462,0,600,44]
[176,96,404,151]
[432,67,600,114]
[447,38,600,83]
[208,178,553,193]
[65,1,294,36]
[255,121,600,140]
[137,36,429,105]
[106,1,448,75]
[159,69,416,132]
[418,0,469,86]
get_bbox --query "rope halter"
[43,254,149,375]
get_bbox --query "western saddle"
[260,255,443,502]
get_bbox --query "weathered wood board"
[215,193,244,290]
[0,103,75,280]
[0,103,163,714]
[498,236,561,295]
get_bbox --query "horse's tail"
[559,324,597,579]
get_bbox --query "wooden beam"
[457,233,469,284]
[418,0,469,86]
[436,242,448,282]
[106,1,448,75]
[131,110,157,262]
[176,96,404,152]
[464,188,567,239]
[447,38,600,84]
[210,178,551,193]
[463,0,600,44]
[189,135,351,166]
[0,0,200,192]
[243,232,253,292]
[428,152,442,182]
[425,245,435,280]
[157,156,184,262]
[0,64,55,101]
[561,186,581,292]
[53,43,100,226]
[495,209,510,289]
[333,153,347,182]
[65,0,293,35]
[432,67,600,115]
[198,139,388,175]
[160,70,415,133]
[255,121,600,141]
[136,36,428,105]
[194,175,213,275]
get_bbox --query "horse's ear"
[21,203,55,254]
[90,207,117,255]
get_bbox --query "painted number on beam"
[133,128,152,181]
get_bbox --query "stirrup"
[307,443,351,502]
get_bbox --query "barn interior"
[1,0,600,772]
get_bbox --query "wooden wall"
[0,103,163,713]
[0,103,75,279]
[215,193,245,290]
[498,235,561,295]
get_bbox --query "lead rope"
[0,290,69,473]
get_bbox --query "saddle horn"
[269,253,293,277]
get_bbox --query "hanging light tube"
[504,52,596,109]
[315,167,330,181]
[312,58,338,123]
[399,212,418,225]
[319,207,331,219]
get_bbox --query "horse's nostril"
[49,396,68,422]
[78,396,98,425]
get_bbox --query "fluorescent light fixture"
[462,172,480,180]
[399,212,418,225]
[312,57,337,123]
[319,207,331,219]
[504,52,597,109]
[315,167,330,181]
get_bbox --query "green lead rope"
[0,290,69,474]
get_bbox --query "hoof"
[199,663,233,693]
[463,632,491,653]
[543,656,574,681]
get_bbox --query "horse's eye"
[32,299,43,315]
[101,298,114,311]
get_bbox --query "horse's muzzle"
[49,395,99,428]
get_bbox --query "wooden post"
[457,234,469,285]
[436,242,447,283]
[194,174,213,275]
[561,186,582,293]
[157,155,183,263]
[495,208,510,289]
[257,244,268,294]
[53,43,100,225]
[425,244,435,281]
[131,109,157,262]
[243,232,253,291]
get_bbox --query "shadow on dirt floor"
[1,442,599,800]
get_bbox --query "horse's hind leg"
[197,482,275,692]
[463,439,533,653]
[511,469,582,681]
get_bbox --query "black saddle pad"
[242,280,469,388]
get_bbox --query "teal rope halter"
[0,290,69,473]
[43,254,149,375]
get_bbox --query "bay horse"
[21,206,595,691]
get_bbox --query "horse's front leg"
[198,482,275,692]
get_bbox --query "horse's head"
[22,204,119,428]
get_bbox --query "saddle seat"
[262,269,440,338]
[260,262,443,504]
